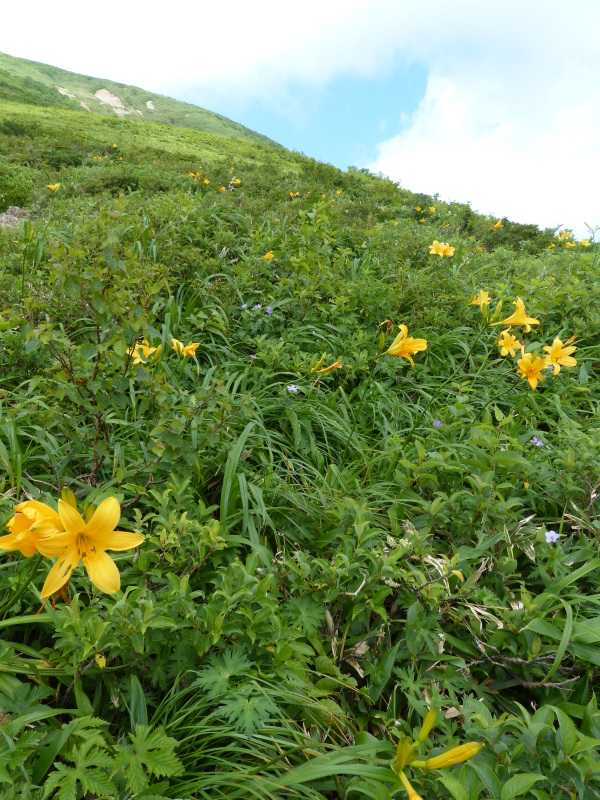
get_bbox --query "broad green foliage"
[0,91,599,800]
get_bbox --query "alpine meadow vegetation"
[1,78,600,800]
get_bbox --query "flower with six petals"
[0,500,63,557]
[36,498,144,597]
[543,336,577,375]
[383,325,427,366]
[516,352,547,390]
[492,297,539,332]
[497,330,521,358]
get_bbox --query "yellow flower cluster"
[127,337,200,363]
[472,294,578,389]
[0,494,144,597]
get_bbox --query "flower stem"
[339,359,379,468]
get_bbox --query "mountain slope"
[0,51,277,146]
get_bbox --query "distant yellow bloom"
[95,654,107,669]
[182,342,200,357]
[429,241,455,257]
[336,190,341,196]
[220,186,226,192]
[127,339,161,364]
[474,246,486,253]
[289,191,300,198]
[565,242,576,249]
[517,352,547,390]
[316,360,343,374]
[429,206,435,213]
[119,157,123,161]
[393,220,398,226]
[47,183,60,193]
[36,497,145,597]
[470,289,490,307]
[493,297,539,332]
[543,336,577,375]
[558,229,572,240]
[172,338,199,358]
[497,330,521,357]
[581,239,591,247]
[204,179,210,185]
[112,143,118,148]
[230,166,235,173]
[383,324,427,366]
[234,178,241,184]
[263,251,274,260]
[419,217,426,223]
[491,220,503,229]
[415,206,422,212]
[322,193,326,199]
[547,243,556,249]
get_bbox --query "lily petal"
[41,546,80,597]
[86,497,121,540]
[57,500,86,535]
[36,531,77,558]
[89,530,145,551]
[83,549,121,594]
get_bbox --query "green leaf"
[130,675,148,731]
[500,773,547,800]
[437,773,468,800]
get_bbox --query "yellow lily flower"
[172,338,199,358]
[492,297,539,332]
[47,183,60,193]
[383,325,427,366]
[581,239,591,247]
[429,206,435,213]
[470,289,490,307]
[204,179,210,185]
[543,336,577,375]
[263,251,274,260]
[429,240,446,256]
[558,229,572,240]
[516,352,547,390]
[497,330,521,358]
[183,342,200,357]
[127,339,160,364]
[0,500,63,557]
[415,206,421,212]
[547,243,556,249]
[419,217,426,223]
[36,498,144,596]
[565,242,576,249]
[491,220,503,229]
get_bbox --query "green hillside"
[0,89,599,800]
[0,51,277,145]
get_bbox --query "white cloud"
[365,2,600,237]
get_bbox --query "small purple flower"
[266,306,273,315]
[545,530,560,544]
[254,304,262,310]
[433,420,443,428]
[249,354,257,359]
[530,437,538,444]
[547,364,555,371]
[241,303,247,309]
[286,384,299,393]
[536,440,544,447]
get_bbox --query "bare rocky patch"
[0,206,28,230]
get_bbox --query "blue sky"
[1,0,599,238]
[203,66,428,171]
